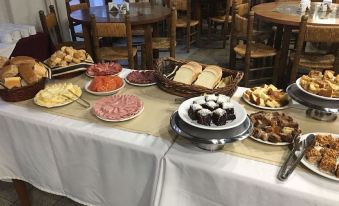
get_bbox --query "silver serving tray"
[170,111,253,151]
[287,84,339,113]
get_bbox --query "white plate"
[124,70,157,87]
[297,133,339,182]
[178,96,247,130]
[296,78,339,101]
[94,106,144,122]
[242,92,290,110]
[84,79,125,96]
[34,93,81,108]
[85,71,121,78]
[249,135,291,146]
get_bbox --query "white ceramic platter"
[84,79,125,96]
[296,78,339,101]
[242,91,290,110]
[124,70,157,87]
[249,135,291,146]
[94,106,144,122]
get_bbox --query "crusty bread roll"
[193,66,222,89]
[33,63,47,79]
[173,64,197,85]
[10,56,35,66]
[4,77,21,89]
[1,65,19,79]
[18,63,39,85]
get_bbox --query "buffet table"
[0,70,339,206]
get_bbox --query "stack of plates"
[170,96,253,151]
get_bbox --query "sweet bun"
[18,63,39,85]
[1,65,19,79]
[10,56,35,66]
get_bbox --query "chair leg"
[196,25,200,48]
[186,26,191,53]
[244,56,251,87]
[208,19,211,41]
[134,53,138,70]
[272,53,280,85]
[141,45,146,70]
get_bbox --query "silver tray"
[287,84,339,113]
[170,111,253,151]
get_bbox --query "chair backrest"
[174,0,189,11]
[65,0,89,41]
[231,1,250,37]
[90,13,134,68]
[170,6,177,57]
[39,5,63,46]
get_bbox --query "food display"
[89,76,123,92]
[250,111,301,145]
[34,83,81,108]
[304,133,339,179]
[126,70,156,85]
[298,70,339,99]
[243,84,289,109]
[0,56,48,89]
[86,62,122,77]
[92,95,144,121]
[0,56,8,68]
[46,46,88,68]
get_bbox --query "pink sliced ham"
[93,95,144,120]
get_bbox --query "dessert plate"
[296,78,339,101]
[249,135,290,146]
[84,79,125,96]
[296,133,339,182]
[242,93,290,110]
[178,96,247,130]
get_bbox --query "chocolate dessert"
[188,103,203,120]
[197,109,212,126]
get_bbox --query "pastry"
[305,148,322,164]
[188,103,203,120]
[18,63,39,85]
[33,63,48,79]
[212,108,227,126]
[47,46,88,68]
[4,77,21,89]
[1,65,19,79]
[10,56,35,65]
[197,109,212,126]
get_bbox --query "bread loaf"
[10,56,35,66]
[1,65,19,79]
[173,65,197,85]
[33,63,48,79]
[4,77,21,89]
[193,66,222,89]
[18,63,39,85]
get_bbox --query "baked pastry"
[4,77,21,89]
[197,109,212,126]
[18,63,39,85]
[188,103,203,120]
[319,156,337,173]
[1,65,19,79]
[10,56,35,65]
[47,47,87,68]
[193,66,222,89]
[305,148,322,164]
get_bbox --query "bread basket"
[154,57,243,97]
[0,78,46,102]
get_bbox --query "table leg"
[274,25,283,50]
[13,180,30,206]
[144,24,153,69]
[81,23,95,62]
[277,25,292,87]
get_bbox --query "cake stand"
[286,84,339,121]
[170,111,253,151]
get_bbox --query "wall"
[0,0,11,23]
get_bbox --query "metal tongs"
[62,89,91,109]
[277,134,315,181]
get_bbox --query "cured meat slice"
[87,62,122,76]
[93,95,144,121]
[126,71,156,84]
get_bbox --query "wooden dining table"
[253,1,339,87]
[70,2,171,68]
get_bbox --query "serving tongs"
[62,89,91,109]
[277,134,315,181]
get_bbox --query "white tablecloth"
[155,88,339,206]
[0,98,171,206]
[0,43,15,58]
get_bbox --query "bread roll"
[10,56,35,65]
[173,65,197,85]
[4,77,21,89]
[18,63,39,85]
[1,65,19,79]
[33,63,47,79]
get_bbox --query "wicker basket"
[0,78,46,102]
[154,57,243,97]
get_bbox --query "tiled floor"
[0,37,232,206]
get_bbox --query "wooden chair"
[90,13,137,69]
[141,6,177,69]
[65,0,90,42]
[39,5,84,50]
[207,0,232,48]
[230,2,279,87]
[289,15,339,83]
[173,0,200,53]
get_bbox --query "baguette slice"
[173,65,197,85]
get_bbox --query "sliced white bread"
[186,61,202,73]
[173,64,197,85]
[193,66,222,89]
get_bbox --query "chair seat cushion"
[98,47,137,61]
[176,18,199,27]
[209,15,232,23]
[234,43,277,58]
[152,37,176,49]
[290,52,335,69]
